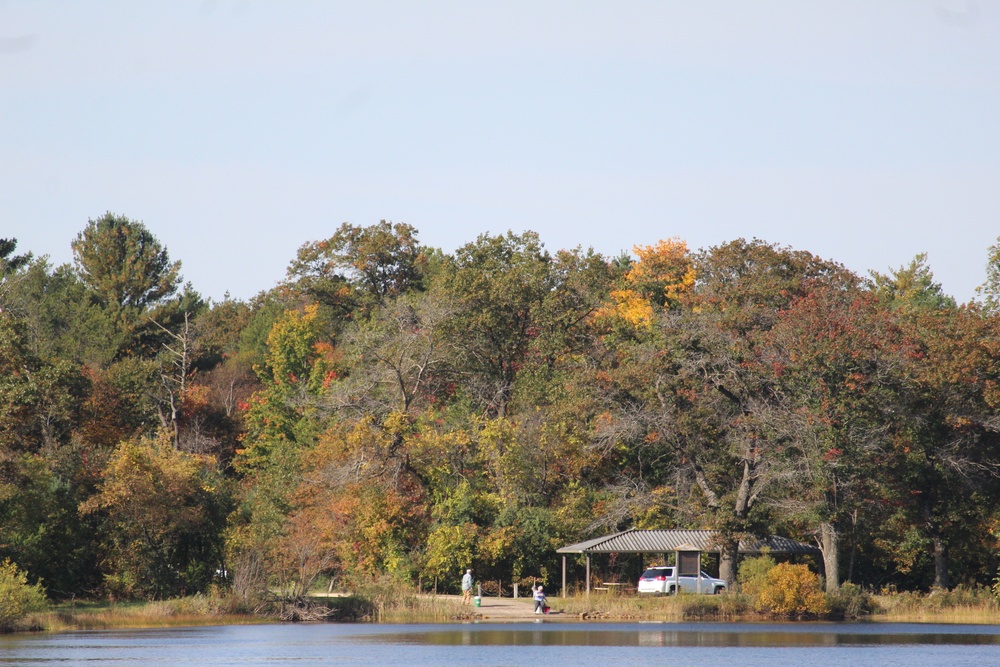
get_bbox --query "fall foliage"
[2,225,1000,604]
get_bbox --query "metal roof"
[556,529,819,555]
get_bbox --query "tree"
[79,433,229,599]
[692,238,857,332]
[7,259,120,366]
[287,221,425,313]
[620,238,695,310]
[72,213,182,315]
[977,236,1000,313]
[662,240,861,587]
[0,238,30,275]
[0,559,47,631]
[889,305,1000,589]
[0,314,90,453]
[870,253,956,311]
[759,287,913,591]
[331,292,455,416]
[442,231,553,417]
[0,449,103,599]
[236,304,335,472]
[0,237,30,313]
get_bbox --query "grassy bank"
[15,586,1000,633]
[551,585,1000,624]
[872,587,1000,624]
[27,596,271,632]
[18,591,465,632]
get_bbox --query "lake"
[3,621,1000,666]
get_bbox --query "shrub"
[679,593,750,620]
[0,559,47,632]
[827,582,874,619]
[741,559,827,617]
[925,585,997,610]
[737,554,776,596]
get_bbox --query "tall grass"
[36,594,269,631]
[335,576,466,622]
[558,585,1000,624]
[557,591,751,621]
[873,586,1000,624]
[23,585,1000,632]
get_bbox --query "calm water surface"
[3,622,1000,666]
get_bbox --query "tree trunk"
[932,537,949,590]
[819,522,840,593]
[719,541,739,590]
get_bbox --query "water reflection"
[366,622,1000,647]
[3,622,1000,667]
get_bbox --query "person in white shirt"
[533,584,546,614]
[461,569,473,605]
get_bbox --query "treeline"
[2,213,1000,601]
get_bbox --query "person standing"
[461,569,474,605]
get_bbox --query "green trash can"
[473,596,481,607]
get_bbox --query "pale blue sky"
[2,1,998,302]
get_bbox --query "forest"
[2,213,1000,604]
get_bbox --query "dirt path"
[444,594,567,621]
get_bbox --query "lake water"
[3,621,1000,666]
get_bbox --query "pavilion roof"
[556,528,819,555]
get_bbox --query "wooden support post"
[586,554,591,597]
[562,555,567,599]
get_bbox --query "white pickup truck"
[637,566,726,595]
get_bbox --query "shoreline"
[16,590,1000,635]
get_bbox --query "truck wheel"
[713,586,726,595]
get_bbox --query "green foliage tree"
[0,314,90,453]
[0,237,31,313]
[287,220,425,313]
[0,238,30,275]
[977,236,1000,313]
[620,240,859,586]
[0,450,103,598]
[7,259,120,366]
[888,305,1000,589]
[71,212,188,362]
[442,231,553,417]
[870,253,956,311]
[72,213,182,314]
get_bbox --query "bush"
[737,554,776,595]
[827,583,875,619]
[740,559,827,617]
[925,585,997,610]
[0,559,47,632]
[679,593,750,620]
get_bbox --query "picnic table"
[594,582,629,592]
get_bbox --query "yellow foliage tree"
[627,238,696,307]
[598,238,695,327]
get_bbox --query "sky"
[2,1,999,303]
